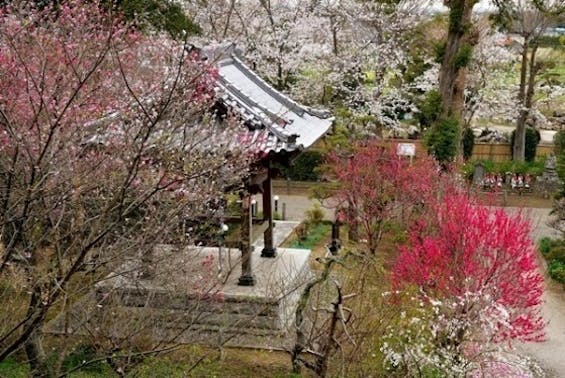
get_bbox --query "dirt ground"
[477,191,554,208]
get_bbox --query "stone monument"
[472,163,485,186]
[538,152,562,195]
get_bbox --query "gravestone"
[472,163,485,186]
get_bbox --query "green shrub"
[553,130,565,180]
[538,236,555,255]
[510,127,540,162]
[280,150,323,181]
[295,223,309,242]
[549,260,565,284]
[425,117,459,164]
[554,130,565,155]
[433,41,446,63]
[538,35,562,48]
[305,203,325,227]
[115,0,201,39]
[454,43,473,68]
[545,243,565,264]
[417,90,442,128]
[538,237,565,284]
[461,127,474,161]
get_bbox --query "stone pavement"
[511,207,565,378]
[252,220,300,249]
[254,194,333,221]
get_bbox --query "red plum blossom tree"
[388,193,545,376]
[326,140,441,254]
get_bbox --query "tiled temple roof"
[205,44,334,158]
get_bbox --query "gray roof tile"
[210,45,333,157]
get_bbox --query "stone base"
[46,246,311,350]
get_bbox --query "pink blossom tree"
[389,193,545,375]
[0,1,248,375]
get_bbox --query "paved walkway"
[514,207,565,378]
[252,220,300,249]
[254,194,333,221]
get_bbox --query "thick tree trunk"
[514,40,538,162]
[434,0,478,160]
[514,40,530,161]
[438,0,477,119]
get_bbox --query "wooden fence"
[384,139,554,162]
[471,143,554,162]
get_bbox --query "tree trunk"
[24,286,48,378]
[525,43,539,111]
[330,15,338,56]
[438,0,477,119]
[514,40,538,162]
[291,258,337,375]
[513,38,530,161]
[316,287,342,378]
[434,0,478,160]
[347,201,358,243]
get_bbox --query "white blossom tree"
[492,0,565,160]
[186,0,432,134]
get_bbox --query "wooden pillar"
[261,160,276,258]
[238,194,255,286]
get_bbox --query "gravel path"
[513,207,565,377]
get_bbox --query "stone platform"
[47,222,311,350]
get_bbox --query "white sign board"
[397,143,416,157]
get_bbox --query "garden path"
[515,207,565,378]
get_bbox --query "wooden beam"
[238,194,255,286]
[261,159,276,258]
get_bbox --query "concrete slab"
[46,221,311,350]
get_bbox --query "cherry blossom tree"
[187,0,432,134]
[0,1,248,375]
[463,24,519,128]
[389,193,545,375]
[492,0,565,161]
[380,290,545,377]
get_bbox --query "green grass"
[132,355,299,378]
[538,237,565,285]
[288,221,332,250]
[0,356,116,377]
[549,260,565,284]
[0,346,297,378]
[0,358,28,378]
